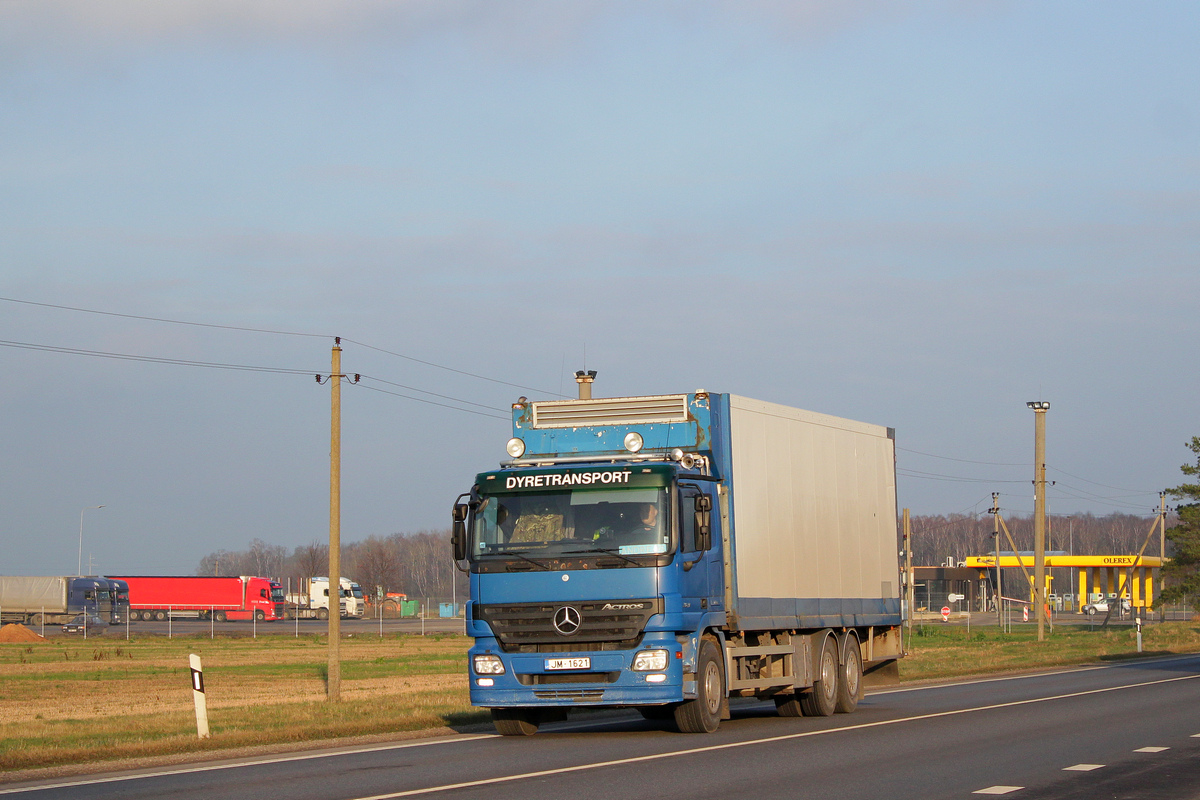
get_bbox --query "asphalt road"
[5,653,1200,800]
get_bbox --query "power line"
[0,295,327,339]
[1046,466,1162,495]
[352,383,509,420]
[896,446,1027,467]
[355,374,509,414]
[340,338,563,398]
[1,294,564,398]
[0,339,317,376]
[897,468,1026,484]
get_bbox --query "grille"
[476,599,662,652]
[517,672,620,685]
[533,689,605,702]
[531,395,689,428]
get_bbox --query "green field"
[2,622,1198,777]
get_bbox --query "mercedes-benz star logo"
[552,605,581,636]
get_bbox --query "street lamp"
[78,505,105,576]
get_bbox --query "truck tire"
[491,708,541,736]
[255,610,265,621]
[154,610,168,622]
[30,614,43,627]
[799,633,838,717]
[674,637,724,733]
[318,608,329,621]
[835,635,863,714]
[215,611,227,622]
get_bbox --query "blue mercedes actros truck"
[453,377,904,735]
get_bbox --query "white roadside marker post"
[189,653,211,739]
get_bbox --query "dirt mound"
[0,623,48,643]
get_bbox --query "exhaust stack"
[574,370,597,400]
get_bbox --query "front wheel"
[255,610,265,622]
[1086,607,1097,616]
[317,608,329,621]
[491,708,541,736]
[674,637,724,733]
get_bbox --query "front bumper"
[469,634,686,708]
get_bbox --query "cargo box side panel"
[728,396,900,630]
[0,577,68,611]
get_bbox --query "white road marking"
[973,786,1023,795]
[1134,746,1169,753]
[1063,764,1104,771]
[0,734,498,795]
[347,673,1200,800]
[874,652,1200,696]
[5,668,1197,797]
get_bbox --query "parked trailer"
[109,575,284,622]
[453,388,904,735]
[0,576,114,626]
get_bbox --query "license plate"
[545,657,590,671]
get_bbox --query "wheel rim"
[844,650,860,697]
[703,660,721,715]
[821,647,837,702]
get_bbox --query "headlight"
[473,654,506,675]
[506,438,526,458]
[632,649,668,672]
[623,432,644,453]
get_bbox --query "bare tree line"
[197,529,465,601]
[908,511,1174,566]
[196,513,1170,601]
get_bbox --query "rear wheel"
[491,708,541,736]
[215,611,227,622]
[835,636,863,713]
[30,613,43,627]
[154,610,168,622]
[799,633,838,717]
[674,637,724,733]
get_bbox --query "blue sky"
[2,2,1197,575]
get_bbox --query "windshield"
[472,487,670,559]
[270,586,285,602]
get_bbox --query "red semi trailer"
[110,576,285,622]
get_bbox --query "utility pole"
[991,493,1002,630]
[1027,401,1050,641]
[1159,492,1167,621]
[903,508,913,636]
[318,338,359,702]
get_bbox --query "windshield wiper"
[563,547,642,567]
[498,552,552,571]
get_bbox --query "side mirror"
[452,503,469,561]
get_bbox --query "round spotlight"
[670,448,685,462]
[623,432,644,453]
[506,438,526,458]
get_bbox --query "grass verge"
[2,623,1199,776]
